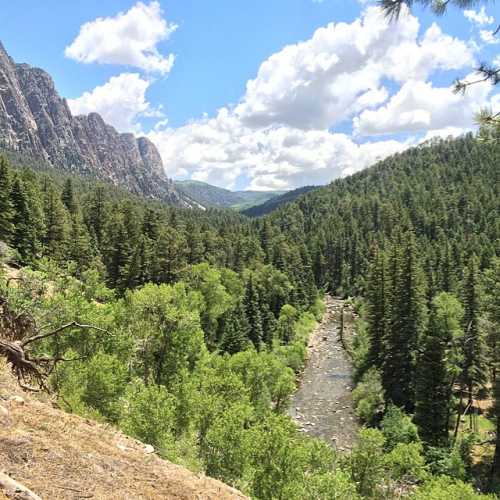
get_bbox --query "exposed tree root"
[0,294,107,392]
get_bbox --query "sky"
[1,0,499,191]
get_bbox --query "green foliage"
[381,405,420,452]
[425,446,466,481]
[124,282,207,387]
[121,379,176,451]
[386,442,427,483]
[348,428,387,497]
[415,293,464,446]
[81,353,128,423]
[352,368,385,425]
[411,476,497,500]
[276,304,298,343]
[201,402,254,485]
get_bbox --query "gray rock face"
[0,41,192,207]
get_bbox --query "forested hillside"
[266,135,498,297]
[0,133,499,498]
[242,185,318,217]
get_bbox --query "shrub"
[386,442,427,483]
[352,368,385,425]
[381,404,420,451]
[348,428,386,497]
[411,476,496,499]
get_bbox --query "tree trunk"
[0,472,42,500]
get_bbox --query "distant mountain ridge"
[242,185,319,217]
[0,41,194,207]
[175,179,286,209]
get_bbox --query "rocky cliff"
[0,41,193,207]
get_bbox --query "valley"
[0,0,499,497]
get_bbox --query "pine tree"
[461,257,489,420]
[42,183,68,258]
[0,157,14,243]
[383,232,426,411]
[104,217,132,291]
[10,178,36,263]
[244,276,263,349]
[366,247,387,370]
[261,302,277,347]
[415,302,460,446]
[67,212,93,274]
[61,178,77,215]
[219,302,250,354]
[126,236,150,289]
[84,186,108,245]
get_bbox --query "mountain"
[0,41,194,207]
[175,179,286,209]
[242,185,319,217]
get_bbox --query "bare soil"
[289,296,359,452]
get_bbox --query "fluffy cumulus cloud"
[234,8,473,130]
[354,75,494,136]
[464,7,494,26]
[66,3,498,190]
[67,73,161,133]
[65,1,176,74]
[148,109,409,190]
[480,29,499,44]
[146,6,493,190]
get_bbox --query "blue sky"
[1,1,499,190]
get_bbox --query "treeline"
[353,240,499,490]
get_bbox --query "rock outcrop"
[0,41,193,207]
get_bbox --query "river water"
[288,296,359,451]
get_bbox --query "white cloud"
[141,6,481,190]
[148,108,410,190]
[464,7,494,26]
[65,1,176,74]
[354,75,494,136]
[480,29,499,44]
[67,73,161,133]
[384,22,475,82]
[233,7,474,130]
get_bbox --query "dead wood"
[0,471,42,500]
[0,293,108,392]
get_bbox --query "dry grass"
[0,363,247,500]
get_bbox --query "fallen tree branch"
[0,293,110,392]
[21,321,110,348]
[0,471,42,500]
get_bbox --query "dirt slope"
[0,363,247,500]
[289,296,359,451]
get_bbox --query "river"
[288,296,359,451]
